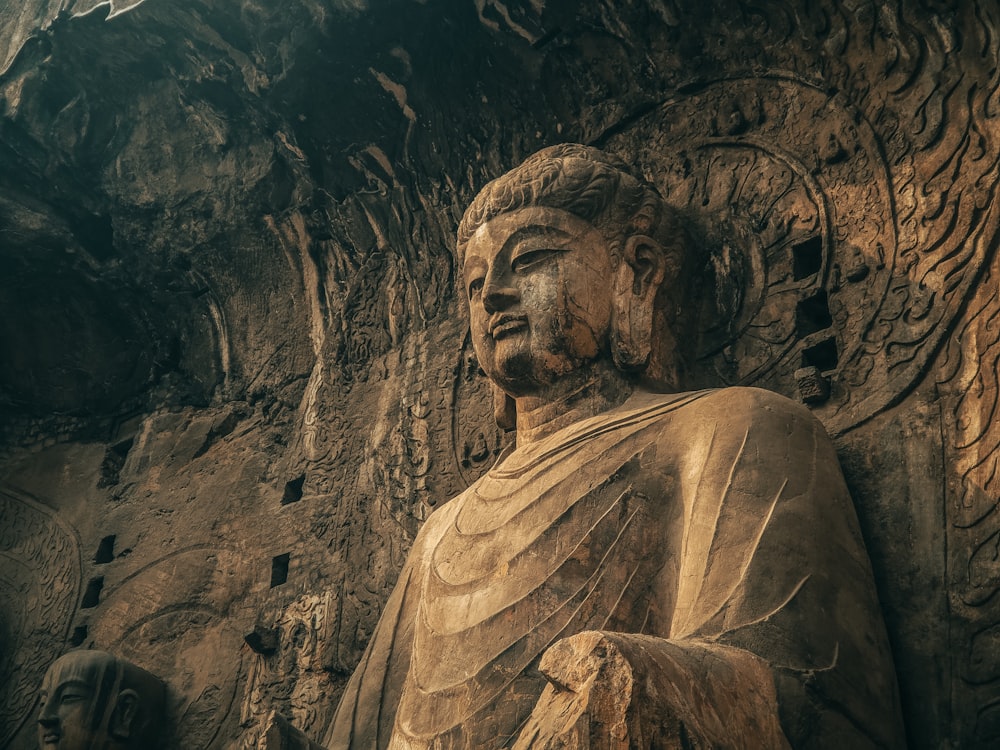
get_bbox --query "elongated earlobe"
[611,235,669,371]
[492,382,516,432]
[109,689,140,740]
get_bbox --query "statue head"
[37,650,166,750]
[457,144,702,425]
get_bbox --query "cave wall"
[1,1,998,747]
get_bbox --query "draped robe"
[327,387,904,749]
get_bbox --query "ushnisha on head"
[458,144,703,427]
[37,650,166,750]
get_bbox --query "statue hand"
[511,631,697,750]
[512,631,790,750]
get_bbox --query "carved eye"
[467,277,484,297]
[511,248,559,273]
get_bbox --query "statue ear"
[492,382,516,432]
[612,235,671,370]
[109,689,140,741]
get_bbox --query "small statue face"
[37,665,101,750]
[463,206,616,395]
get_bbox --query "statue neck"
[514,360,634,446]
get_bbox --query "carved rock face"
[463,206,616,397]
[37,663,96,750]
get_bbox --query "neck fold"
[513,360,634,446]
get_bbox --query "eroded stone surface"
[1,2,998,748]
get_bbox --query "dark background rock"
[1,1,998,747]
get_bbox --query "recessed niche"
[94,535,116,564]
[81,577,104,608]
[795,291,833,337]
[69,625,88,647]
[270,553,290,587]
[97,437,135,488]
[244,625,279,655]
[282,475,306,505]
[792,236,823,280]
[802,337,839,371]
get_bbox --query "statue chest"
[394,436,679,748]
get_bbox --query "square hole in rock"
[803,337,839,372]
[282,475,306,505]
[796,291,833,337]
[792,236,823,280]
[95,535,116,564]
[270,553,290,587]
[81,577,104,608]
[69,625,88,647]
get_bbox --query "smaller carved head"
[37,650,166,750]
[457,144,703,409]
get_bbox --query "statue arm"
[518,388,903,749]
[325,526,428,750]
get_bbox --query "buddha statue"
[37,649,166,750]
[327,144,905,748]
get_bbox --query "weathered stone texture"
[1,1,999,748]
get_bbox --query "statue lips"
[489,314,528,340]
[40,731,60,746]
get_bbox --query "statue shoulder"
[409,492,465,558]
[681,386,824,432]
[646,387,835,465]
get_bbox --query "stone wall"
[1,1,998,747]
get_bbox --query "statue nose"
[483,284,519,313]
[482,266,520,313]
[38,702,58,726]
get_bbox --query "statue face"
[463,206,616,395]
[37,665,101,750]
[37,650,163,750]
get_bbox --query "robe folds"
[327,387,904,749]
